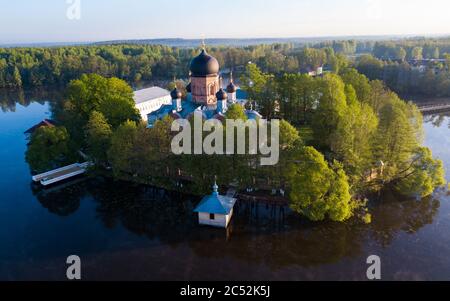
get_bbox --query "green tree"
[340,68,372,103]
[395,147,446,197]
[328,53,349,74]
[240,63,269,102]
[276,74,317,124]
[331,91,378,185]
[298,48,326,70]
[411,47,423,60]
[279,119,301,150]
[369,97,444,198]
[106,118,171,179]
[107,120,139,177]
[12,66,22,88]
[0,59,6,87]
[311,74,347,149]
[372,99,420,173]
[225,103,248,121]
[25,126,73,173]
[445,53,450,68]
[148,115,174,160]
[356,55,384,80]
[285,146,354,222]
[432,47,440,59]
[396,47,407,61]
[86,111,112,164]
[63,74,140,143]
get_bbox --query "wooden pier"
[233,191,289,222]
[419,103,450,114]
[237,193,289,206]
[32,162,91,186]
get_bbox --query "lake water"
[0,90,449,281]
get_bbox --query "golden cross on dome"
[201,35,206,50]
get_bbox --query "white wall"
[228,92,237,103]
[225,208,233,227]
[198,211,233,228]
[136,95,172,121]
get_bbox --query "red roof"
[24,119,56,134]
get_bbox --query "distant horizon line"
[2,33,450,48]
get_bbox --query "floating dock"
[32,162,90,186]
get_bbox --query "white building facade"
[197,210,234,228]
[133,87,172,121]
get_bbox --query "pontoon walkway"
[32,162,91,186]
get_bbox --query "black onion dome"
[186,82,191,93]
[216,88,228,101]
[190,49,220,77]
[171,87,182,99]
[226,81,237,93]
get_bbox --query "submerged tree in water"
[394,147,446,197]
[372,97,446,196]
[26,126,75,173]
[285,146,356,222]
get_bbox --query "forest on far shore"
[1,37,450,98]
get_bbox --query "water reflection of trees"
[424,113,450,128]
[87,178,198,243]
[368,191,440,247]
[0,88,63,112]
[32,180,85,216]
[0,89,26,112]
[188,217,366,269]
[32,177,441,269]
[186,193,441,269]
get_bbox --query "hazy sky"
[1,0,450,44]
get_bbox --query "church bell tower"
[189,46,220,106]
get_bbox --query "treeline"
[4,37,450,91]
[371,39,450,61]
[314,38,450,60]
[356,54,450,97]
[0,44,200,88]
[0,44,299,89]
[0,42,353,89]
[314,40,360,55]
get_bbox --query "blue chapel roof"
[194,190,237,215]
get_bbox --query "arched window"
[210,84,215,96]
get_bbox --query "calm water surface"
[0,90,449,280]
